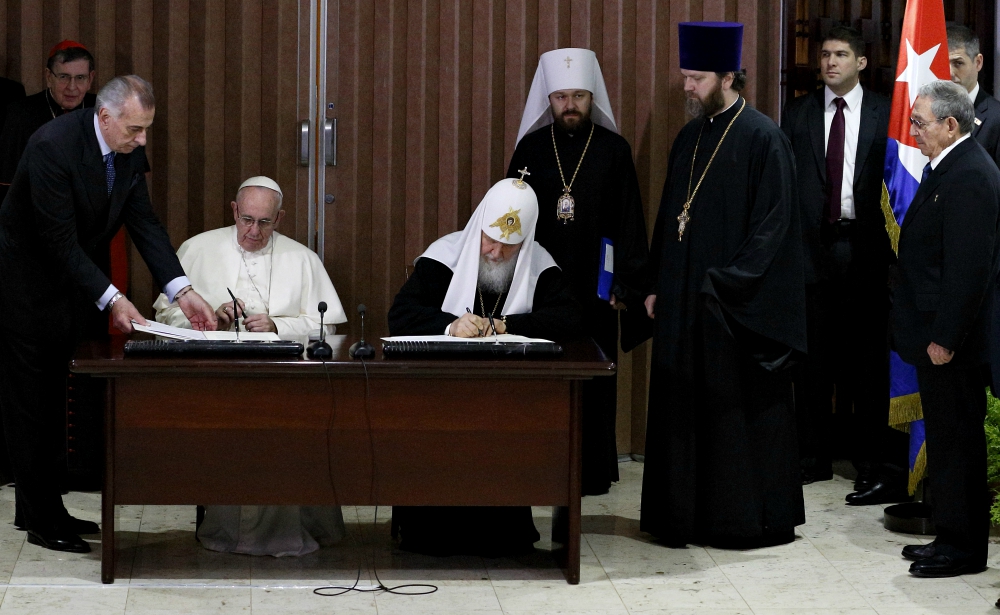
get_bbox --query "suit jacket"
[972,88,1000,393]
[0,108,184,336]
[890,137,1000,367]
[972,87,1000,168]
[780,87,892,284]
[0,77,25,142]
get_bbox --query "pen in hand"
[466,307,483,337]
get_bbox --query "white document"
[380,334,554,344]
[132,321,280,342]
[132,320,205,340]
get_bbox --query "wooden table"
[71,337,614,584]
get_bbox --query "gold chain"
[477,286,504,318]
[678,98,746,241]
[551,122,595,193]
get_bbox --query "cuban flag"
[882,0,950,494]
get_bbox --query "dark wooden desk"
[71,337,614,584]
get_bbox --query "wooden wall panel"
[327,0,784,454]
[0,0,309,312]
[3,0,785,454]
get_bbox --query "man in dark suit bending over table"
[0,75,215,554]
[892,80,1000,578]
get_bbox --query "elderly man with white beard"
[386,174,583,556]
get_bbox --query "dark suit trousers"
[916,363,988,562]
[797,230,906,474]
[0,329,73,530]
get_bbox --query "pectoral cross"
[564,56,573,68]
[677,207,690,241]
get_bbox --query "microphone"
[349,303,376,359]
[306,301,333,359]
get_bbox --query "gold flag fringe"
[880,182,900,255]
[908,440,927,495]
[889,392,923,432]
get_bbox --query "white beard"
[478,254,517,294]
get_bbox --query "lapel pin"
[975,117,983,126]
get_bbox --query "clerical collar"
[709,96,742,124]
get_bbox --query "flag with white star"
[881,0,950,495]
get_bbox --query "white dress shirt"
[93,114,189,310]
[824,82,863,220]
[969,82,980,105]
[930,133,971,170]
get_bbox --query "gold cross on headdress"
[564,56,573,68]
[517,167,530,183]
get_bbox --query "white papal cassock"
[153,224,348,556]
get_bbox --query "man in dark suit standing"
[947,26,1000,166]
[893,80,1000,578]
[0,75,215,554]
[781,26,907,500]
[947,26,1000,398]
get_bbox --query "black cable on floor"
[313,355,438,597]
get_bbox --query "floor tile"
[0,586,126,614]
[124,587,250,614]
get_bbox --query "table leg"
[101,379,115,584]
[566,380,582,584]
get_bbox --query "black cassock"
[641,99,808,547]
[387,257,582,556]
[0,90,97,202]
[507,121,650,495]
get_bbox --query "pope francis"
[153,175,348,556]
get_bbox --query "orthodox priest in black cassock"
[640,22,807,549]
[507,47,651,496]
[387,176,583,556]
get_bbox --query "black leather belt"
[822,218,856,242]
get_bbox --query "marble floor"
[0,462,995,614]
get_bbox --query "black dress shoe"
[845,480,911,506]
[801,467,833,485]
[15,516,99,535]
[902,543,936,561]
[909,554,986,578]
[853,462,874,491]
[25,528,91,553]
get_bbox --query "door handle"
[324,118,337,166]
[299,120,310,166]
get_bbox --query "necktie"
[825,97,846,224]
[104,152,116,196]
[921,162,932,183]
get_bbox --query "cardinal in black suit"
[891,80,1000,578]
[780,26,907,502]
[0,75,215,554]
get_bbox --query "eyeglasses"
[51,73,90,85]
[909,116,947,130]
[237,215,274,231]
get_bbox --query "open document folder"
[380,334,563,357]
[380,334,554,344]
[132,320,281,342]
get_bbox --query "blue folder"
[597,237,614,301]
